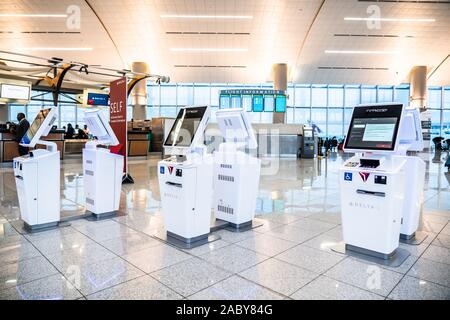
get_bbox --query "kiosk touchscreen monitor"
[216,108,258,149]
[344,104,403,152]
[164,106,208,149]
[84,110,119,146]
[20,107,58,147]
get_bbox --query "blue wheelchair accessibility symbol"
[344,172,353,181]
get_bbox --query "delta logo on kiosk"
[168,166,174,175]
[359,172,370,182]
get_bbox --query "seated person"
[65,123,75,139]
[77,126,88,139]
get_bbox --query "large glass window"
[361,86,377,104]
[148,85,160,106]
[60,104,76,128]
[160,85,177,106]
[377,86,394,103]
[345,85,360,108]
[311,85,327,107]
[177,84,194,106]
[394,85,410,105]
[295,85,310,107]
[328,86,344,107]
[193,84,211,105]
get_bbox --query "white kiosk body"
[397,107,426,240]
[83,110,124,216]
[340,103,406,258]
[213,109,261,227]
[14,108,60,231]
[158,106,213,243]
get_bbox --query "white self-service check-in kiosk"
[339,103,427,265]
[83,110,124,218]
[213,108,261,230]
[157,106,218,248]
[339,103,408,263]
[14,108,60,231]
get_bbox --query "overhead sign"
[219,89,287,113]
[109,77,127,173]
[220,89,285,95]
[83,89,109,107]
[0,81,31,104]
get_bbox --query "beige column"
[272,63,288,124]
[409,66,428,110]
[131,62,149,120]
[409,65,431,149]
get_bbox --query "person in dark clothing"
[65,123,75,139]
[15,113,30,156]
[76,125,88,139]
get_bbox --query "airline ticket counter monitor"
[338,103,412,266]
[157,106,218,249]
[83,110,124,218]
[213,109,262,231]
[14,108,60,232]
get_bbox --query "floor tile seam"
[384,232,443,298]
[179,273,238,300]
[291,272,386,300]
[194,246,272,274]
[16,231,85,299]
[82,273,152,299]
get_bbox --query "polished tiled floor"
[0,151,449,300]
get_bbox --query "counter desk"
[128,130,151,157]
[0,130,65,163]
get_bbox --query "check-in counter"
[64,139,89,154]
[0,130,65,162]
[205,123,303,158]
[128,131,151,157]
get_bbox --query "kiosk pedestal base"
[85,210,125,221]
[18,220,71,234]
[154,231,221,250]
[24,221,59,233]
[331,242,410,268]
[212,219,263,233]
[400,231,428,245]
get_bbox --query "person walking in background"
[15,112,30,156]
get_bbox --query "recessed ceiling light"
[344,17,435,22]
[171,48,248,52]
[325,50,399,55]
[16,47,93,51]
[0,13,67,18]
[161,14,253,19]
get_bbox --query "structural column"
[409,65,431,149]
[410,66,427,110]
[130,62,149,120]
[272,63,288,124]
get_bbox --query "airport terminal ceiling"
[0,0,449,85]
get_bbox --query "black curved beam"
[44,63,76,106]
[127,75,150,98]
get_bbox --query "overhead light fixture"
[16,47,93,51]
[325,50,399,55]
[344,17,435,22]
[171,48,248,52]
[161,14,253,19]
[0,13,67,18]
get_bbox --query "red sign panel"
[109,77,127,173]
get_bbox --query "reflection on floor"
[0,151,449,300]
